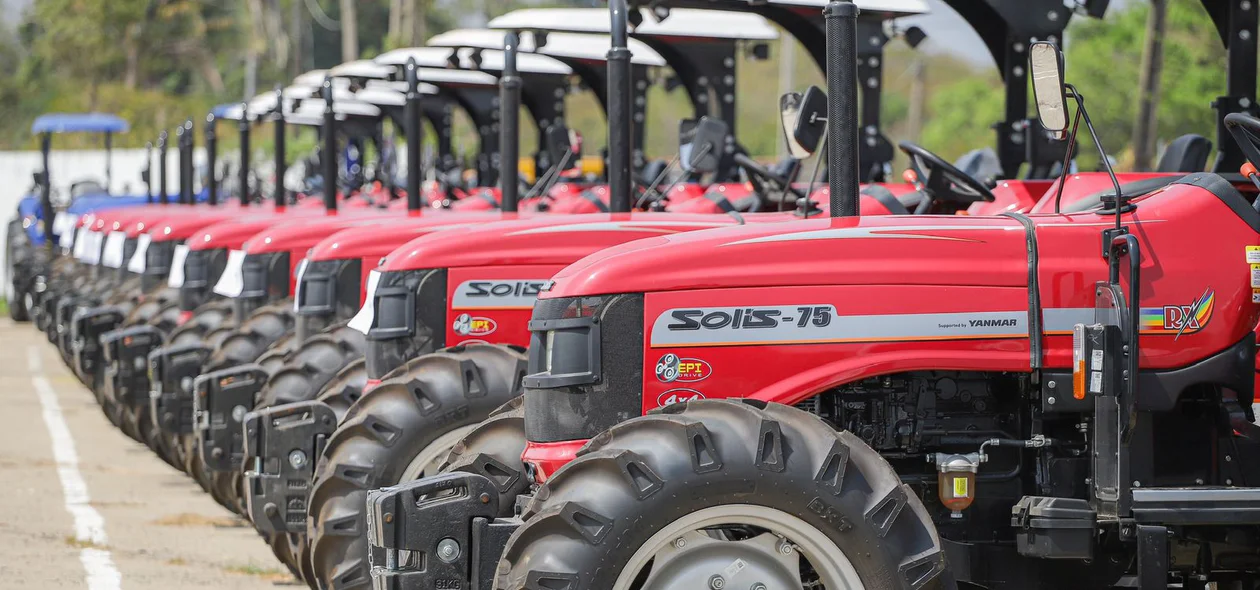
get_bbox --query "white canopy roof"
[328,59,395,80]
[293,69,329,87]
[751,0,928,18]
[489,8,778,41]
[288,98,383,125]
[427,29,666,67]
[376,45,570,76]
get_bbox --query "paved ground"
[0,318,296,589]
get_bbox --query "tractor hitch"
[366,472,519,590]
[148,343,213,435]
[192,365,267,472]
[242,400,336,534]
[100,325,164,410]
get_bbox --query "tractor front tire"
[306,344,526,590]
[496,399,950,590]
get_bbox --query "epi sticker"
[1248,246,1260,264]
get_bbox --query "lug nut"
[778,541,794,555]
[673,537,686,549]
[751,585,767,590]
[436,538,461,563]
[708,575,725,589]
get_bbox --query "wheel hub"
[641,530,801,590]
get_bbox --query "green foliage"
[0,0,1233,175]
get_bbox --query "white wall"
[0,148,217,297]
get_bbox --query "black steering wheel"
[898,142,996,211]
[1226,113,1260,170]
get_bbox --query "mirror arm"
[1067,85,1125,220]
[1052,103,1085,214]
[637,152,681,209]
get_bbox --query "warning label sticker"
[1251,264,1260,288]
[1248,246,1260,264]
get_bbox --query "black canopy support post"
[39,132,54,253]
[826,0,860,218]
[238,104,252,207]
[1208,0,1259,174]
[273,87,288,210]
[518,75,568,171]
[181,119,195,205]
[855,19,892,182]
[322,77,338,214]
[608,0,633,213]
[944,0,1084,179]
[104,131,113,192]
[143,142,154,204]
[205,114,218,206]
[174,124,184,204]
[631,65,650,175]
[500,31,523,213]
[405,58,424,214]
[157,130,169,205]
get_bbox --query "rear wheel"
[306,344,527,590]
[496,400,950,590]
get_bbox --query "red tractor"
[360,4,1260,590]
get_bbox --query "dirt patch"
[223,563,294,583]
[150,513,248,528]
[63,535,109,550]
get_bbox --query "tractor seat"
[1156,134,1212,173]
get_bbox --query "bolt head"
[673,537,686,549]
[288,450,307,469]
[1047,396,1056,405]
[436,538,461,563]
[708,575,725,589]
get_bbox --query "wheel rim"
[612,504,865,590]
[398,424,479,483]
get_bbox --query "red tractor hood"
[239,211,404,255]
[306,212,515,262]
[378,213,753,272]
[548,215,1031,297]
[546,178,1260,301]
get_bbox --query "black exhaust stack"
[274,87,288,210]
[826,1,860,218]
[157,130,169,205]
[143,141,154,204]
[405,58,424,214]
[607,0,632,213]
[322,77,338,214]
[174,124,185,204]
[500,32,522,213]
[180,119,194,205]
[39,131,53,253]
[205,114,218,206]
[239,104,252,207]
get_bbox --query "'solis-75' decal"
[452,280,551,309]
[650,305,1027,347]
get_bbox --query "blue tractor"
[7,113,150,321]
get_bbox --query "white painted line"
[28,346,123,590]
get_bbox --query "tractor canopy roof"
[428,28,667,67]
[31,113,129,135]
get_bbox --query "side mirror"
[544,124,576,171]
[680,117,728,174]
[780,86,826,158]
[1030,41,1069,137]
